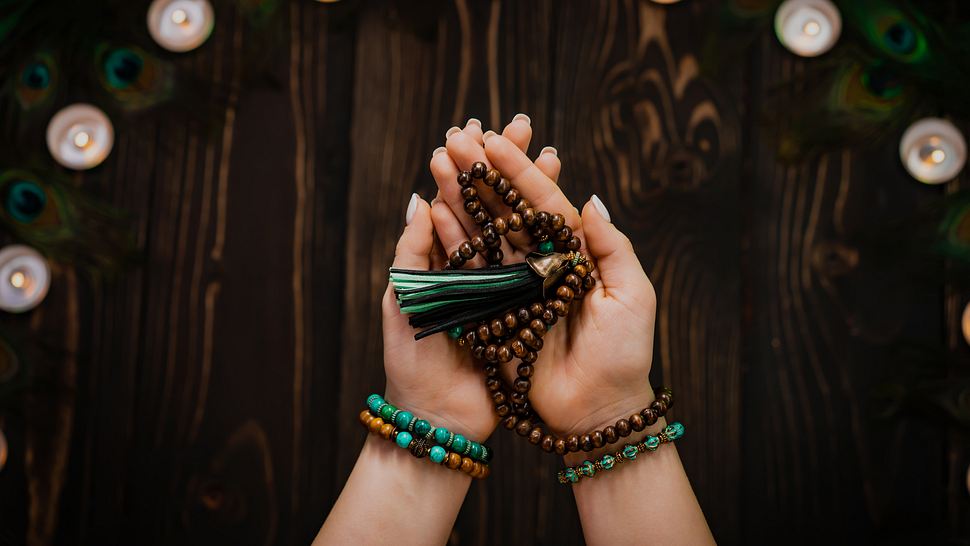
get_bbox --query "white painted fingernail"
[466,118,481,128]
[513,113,531,125]
[405,193,419,225]
[432,146,447,157]
[445,126,461,138]
[540,146,558,157]
[483,130,496,141]
[591,194,611,223]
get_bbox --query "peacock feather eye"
[4,180,47,224]
[881,19,917,55]
[859,5,929,63]
[14,53,57,109]
[103,48,145,90]
[96,44,174,111]
[860,62,902,100]
[828,62,904,119]
[21,62,51,90]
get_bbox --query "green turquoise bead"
[469,443,483,460]
[434,428,451,445]
[395,411,414,429]
[448,326,463,339]
[395,431,413,448]
[601,454,615,469]
[644,435,661,451]
[565,468,579,483]
[451,434,468,453]
[367,394,383,412]
[665,422,685,440]
[622,444,638,460]
[579,461,596,477]
[538,240,555,253]
[414,419,432,437]
[379,404,396,421]
[429,445,447,464]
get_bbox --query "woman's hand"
[381,192,499,442]
[428,116,658,449]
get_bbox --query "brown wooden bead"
[551,299,568,316]
[510,340,527,357]
[541,435,555,453]
[477,325,491,342]
[471,461,483,477]
[463,199,481,215]
[461,186,478,200]
[472,345,485,360]
[517,308,532,323]
[483,364,498,377]
[541,309,557,325]
[460,457,474,473]
[555,226,572,242]
[565,435,580,452]
[368,417,384,433]
[494,178,511,194]
[573,264,588,277]
[583,276,595,290]
[580,434,594,452]
[517,363,534,378]
[528,427,543,445]
[604,426,618,443]
[449,251,465,268]
[503,312,518,330]
[549,213,565,231]
[536,211,550,226]
[463,331,476,346]
[495,403,510,416]
[519,328,540,350]
[359,409,373,425]
[514,198,531,213]
[591,430,605,448]
[497,345,512,363]
[471,161,487,178]
[486,248,503,263]
[493,217,508,234]
[471,235,487,252]
[530,318,547,336]
[515,420,532,436]
[657,391,673,408]
[616,419,632,437]
[484,168,501,185]
[529,302,545,317]
[521,208,536,225]
[482,224,498,242]
[503,189,520,206]
[554,438,567,455]
[489,319,505,338]
[556,285,575,302]
[458,241,475,259]
[566,236,582,251]
[474,210,490,225]
[484,344,498,362]
[485,377,501,391]
[491,391,506,405]
[640,407,658,425]
[651,400,668,415]
[503,415,519,429]
[457,171,473,186]
[447,452,462,469]
[513,377,531,393]
[508,213,524,231]
[522,351,537,364]
[380,423,395,439]
[630,414,646,432]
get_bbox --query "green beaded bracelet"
[366,394,492,463]
[557,422,685,484]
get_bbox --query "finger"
[430,140,481,238]
[392,193,434,270]
[428,193,448,270]
[535,146,561,183]
[431,198,487,269]
[580,195,651,298]
[483,133,582,236]
[500,112,532,153]
[463,117,485,145]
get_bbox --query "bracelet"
[366,394,492,463]
[359,409,490,479]
[557,422,685,485]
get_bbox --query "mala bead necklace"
[390,162,670,455]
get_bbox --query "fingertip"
[502,118,533,153]
[534,149,561,183]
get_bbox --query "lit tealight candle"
[0,245,50,313]
[962,301,970,346]
[774,0,841,57]
[0,428,6,473]
[46,104,114,170]
[147,0,215,53]
[899,118,967,184]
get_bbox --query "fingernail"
[466,118,481,128]
[405,193,419,225]
[540,146,558,157]
[432,146,447,157]
[513,113,531,125]
[591,194,611,223]
[445,126,461,139]
[483,130,496,141]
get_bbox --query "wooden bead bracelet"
[557,421,686,485]
[359,409,490,479]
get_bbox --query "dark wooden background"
[1,0,969,544]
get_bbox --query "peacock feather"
[0,168,135,270]
[95,43,175,112]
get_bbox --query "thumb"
[580,195,651,298]
[384,193,434,319]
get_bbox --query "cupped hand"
[428,116,659,444]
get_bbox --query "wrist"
[558,386,664,466]
[383,388,496,443]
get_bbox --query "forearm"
[314,434,471,546]
[566,393,714,545]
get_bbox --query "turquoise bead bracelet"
[366,394,492,463]
[557,422,685,484]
